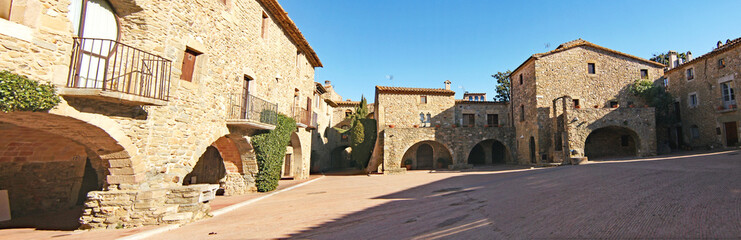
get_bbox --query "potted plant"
[403,159,413,170]
[389,124,395,128]
[594,105,599,108]
[435,124,441,128]
[629,104,635,108]
[644,105,649,108]
[498,124,502,127]
[453,123,459,128]
[484,124,490,127]
[468,124,474,127]
[575,105,581,109]
[436,158,450,169]
[413,124,419,128]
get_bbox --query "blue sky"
[280,0,741,101]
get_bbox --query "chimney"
[444,80,451,90]
[686,51,692,61]
[324,80,331,86]
[668,51,678,68]
[717,41,723,49]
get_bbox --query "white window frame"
[686,68,694,81]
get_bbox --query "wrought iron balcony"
[293,106,310,128]
[62,38,171,105]
[227,93,278,129]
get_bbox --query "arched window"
[426,113,431,123]
[68,0,119,40]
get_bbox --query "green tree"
[630,79,676,125]
[350,95,369,121]
[491,70,512,102]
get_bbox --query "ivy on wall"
[0,71,60,112]
[252,114,296,192]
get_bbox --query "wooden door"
[283,154,292,177]
[529,137,536,164]
[725,122,738,146]
[181,50,197,81]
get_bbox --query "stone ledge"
[59,88,168,106]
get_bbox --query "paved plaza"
[2,150,741,239]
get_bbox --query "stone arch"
[400,141,453,170]
[466,139,512,165]
[283,132,302,178]
[584,126,641,159]
[330,145,351,170]
[0,111,139,188]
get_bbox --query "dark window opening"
[588,63,596,74]
[519,74,523,85]
[640,69,648,79]
[719,58,726,68]
[573,99,580,108]
[717,127,722,135]
[687,68,694,80]
[345,110,352,118]
[610,101,618,108]
[487,114,499,126]
[555,133,562,151]
[621,135,630,146]
[462,114,475,126]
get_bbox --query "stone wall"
[665,42,741,149]
[454,101,509,127]
[382,126,515,174]
[511,60,537,164]
[376,92,455,130]
[566,108,656,158]
[0,0,320,228]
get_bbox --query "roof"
[511,39,665,75]
[463,92,486,95]
[337,101,361,106]
[376,86,455,95]
[455,100,507,104]
[665,37,741,74]
[257,0,322,67]
[315,82,327,94]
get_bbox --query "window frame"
[640,69,648,79]
[462,113,475,126]
[686,68,694,80]
[688,92,699,108]
[261,11,269,39]
[718,58,726,68]
[587,63,596,74]
[420,95,427,104]
[180,48,201,82]
[487,114,499,126]
[0,0,12,20]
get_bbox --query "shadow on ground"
[285,151,741,239]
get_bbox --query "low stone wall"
[80,184,215,229]
[382,126,516,173]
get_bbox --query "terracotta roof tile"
[376,86,455,95]
[455,100,507,104]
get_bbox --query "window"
[718,58,726,68]
[554,133,562,151]
[487,114,499,126]
[621,135,630,146]
[181,48,200,82]
[519,74,523,85]
[520,105,525,121]
[587,63,596,74]
[1,0,11,20]
[686,68,694,80]
[690,125,700,139]
[721,82,735,102]
[462,114,475,126]
[573,99,580,108]
[345,109,352,118]
[296,51,302,68]
[261,11,269,39]
[610,101,618,108]
[420,95,427,104]
[419,113,425,123]
[468,96,473,101]
[663,77,669,87]
[426,113,431,125]
[640,69,648,79]
[688,93,699,108]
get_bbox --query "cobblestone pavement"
[2,150,740,239]
[151,150,741,239]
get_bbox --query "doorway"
[725,122,738,146]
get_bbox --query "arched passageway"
[401,141,453,170]
[283,132,302,179]
[330,146,351,171]
[585,126,639,159]
[467,139,510,165]
[184,146,227,185]
[184,135,255,196]
[0,121,115,230]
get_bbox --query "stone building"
[462,92,487,101]
[510,39,662,164]
[373,82,515,174]
[0,0,321,228]
[665,38,741,149]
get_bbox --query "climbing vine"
[252,114,296,192]
[0,71,60,112]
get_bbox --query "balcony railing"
[65,38,171,104]
[717,97,737,113]
[293,107,310,127]
[227,93,278,128]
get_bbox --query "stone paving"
[1,150,740,239]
